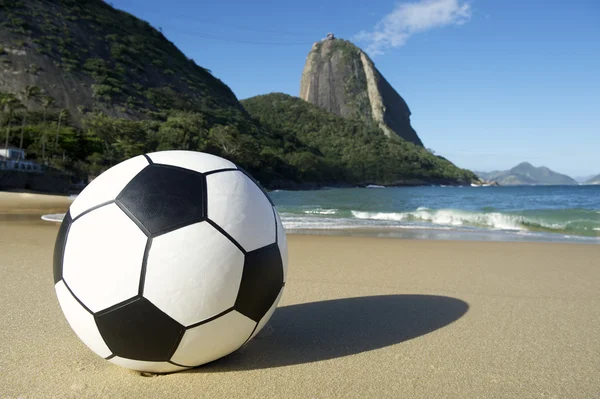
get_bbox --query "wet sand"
[1,193,599,398]
[0,191,73,215]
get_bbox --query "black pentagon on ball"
[234,243,284,322]
[53,210,72,284]
[95,296,184,362]
[115,164,207,237]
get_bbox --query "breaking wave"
[351,208,600,236]
[302,208,338,215]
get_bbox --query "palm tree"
[1,93,23,159]
[55,108,67,150]
[40,96,55,161]
[17,85,41,161]
[41,96,55,124]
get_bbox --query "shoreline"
[2,190,598,245]
[284,226,600,245]
[0,191,74,215]
[30,213,600,245]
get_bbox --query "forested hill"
[0,0,243,123]
[0,0,311,187]
[0,0,477,189]
[241,93,477,186]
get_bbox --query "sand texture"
[1,217,599,398]
[0,191,72,215]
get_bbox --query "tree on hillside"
[208,125,241,157]
[55,108,67,147]
[17,85,41,161]
[41,96,55,124]
[40,96,56,162]
[1,93,23,156]
[155,111,208,151]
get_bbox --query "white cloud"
[354,0,472,56]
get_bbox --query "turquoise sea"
[270,185,600,243]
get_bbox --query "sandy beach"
[1,193,599,398]
[0,191,73,215]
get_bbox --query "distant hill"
[574,175,595,183]
[583,174,600,185]
[473,170,495,181]
[474,163,578,185]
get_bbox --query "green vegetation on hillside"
[1,0,240,119]
[241,93,477,185]
[1,89,476,188]
[0,89,308,186]
[0,0,299,185]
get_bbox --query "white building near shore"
[0,147,43,172]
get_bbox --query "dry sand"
[0,191,73,215]
[1,194,599,398]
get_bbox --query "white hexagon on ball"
[68,155,149,219]
[143,221,245,327]
[146,150,237,174]
[274,208,288,283]
[206,170,276,253]
[171,310,256,367]
[53,150,287,374]
[55,281,112,358]
[62,203,147,313]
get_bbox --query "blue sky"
[109,0,600,177]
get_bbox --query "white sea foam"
[351,209,526,231]
[41,213,66,223]
[275,209,600,242]
[279,215,453,231]
[351,211,408,222]
[302,208,338,215]
[279,215,357,230]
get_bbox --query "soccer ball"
[52,150,287,374]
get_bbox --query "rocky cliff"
[299,37,423,146]
[0,0,243,123]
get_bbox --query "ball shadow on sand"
[189,294,468,372]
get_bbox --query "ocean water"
[41,185,600,243]
[270,185,600,243]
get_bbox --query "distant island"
[0,0,477,193]
[583,174,600,185]
[475,162,578,186]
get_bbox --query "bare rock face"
[0,0,243,124]
[300,38,423,146]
